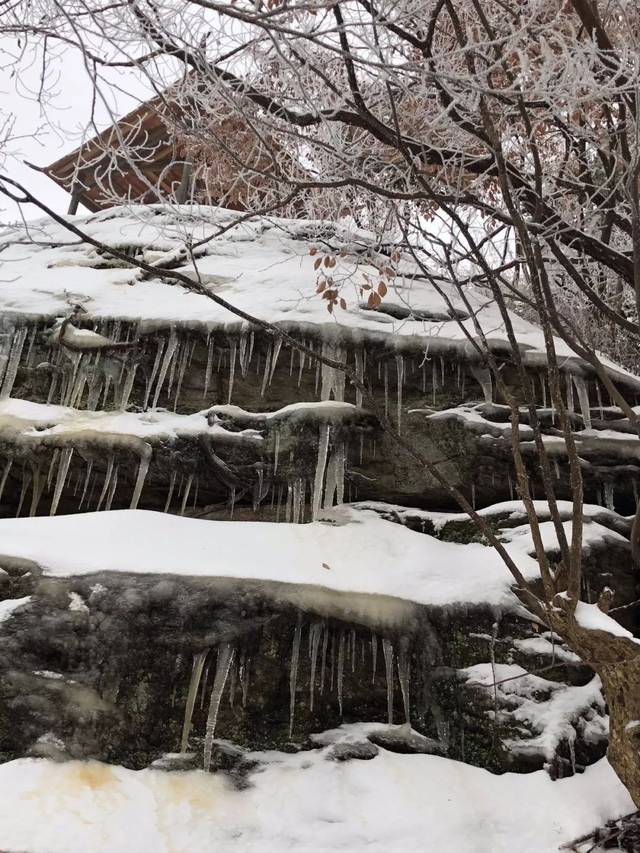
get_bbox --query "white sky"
[0,39,154,222]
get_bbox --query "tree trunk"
[556,612,640,807]
[598,657,640,806]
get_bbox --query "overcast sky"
[0,40,154,222]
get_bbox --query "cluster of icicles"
[0,319,624,424]
[180,622,412,772]
[1,320,499,422]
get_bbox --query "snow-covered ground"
[0,748,632,853]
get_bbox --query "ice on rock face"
[203,643,235,772]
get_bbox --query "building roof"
[44,96,187,212]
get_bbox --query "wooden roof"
[44,97,187,212]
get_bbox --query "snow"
[0,205,637,388]
[347,499,629,535]
[0,595,31,624]
[0,750,632,853]
[574,601,637,641]
[461,665,606,761]
[0,508,542,618]
[512,636,582,664]
[0,397,261,445]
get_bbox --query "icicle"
[371,634,378,684]
[470,365,492,403]
[228,658,237,708]
[337,630,345,716]
[320,341,346,402]
[16,470,28,517]
[553,459,560,480]
[120,363,138,411]
[541,375,547,409]
[151,333,178,408]
[180,649,209,752]
[199,664,210,711]
[273,429,281,475]
[28,467,44,517]
[164,469,177,513]
[573,376,592,430]
[46,449,60,492]
[96,457,114,512]
[297,346,305,388]
[596,382,604,420]
[351,628,356,673]
[566,373,575,414]
[180,474,194,516]
[320,626,328,694]
[203,643,235,772]
[312,423,331,520]
[397,638,411,725]
[239,333,249,378]
[105,466,118,511]
[130,451,151,510]
[633,479,638,507]
[268,338,282,385]
[202,336,215,400]
[568,735,576,776]
[382,638,394,724]
[24,325,37,366]
[227,338,237,405]
[167,339,181,398]
[309,621,323,712]
[604,482,615,512]
[78,459,93,510]
[173,344,189,410]
[383,363,389,416]
[396,354,404,430]
[354,347,364,408]
[1,327,27,398]
[508,470,514,501]
[144,340,165,410]
[240,655,250,708]
[323,442,345,510]
[260,343,272,397]
[0,459,13,503]
[50,448,73,516]
[289,617,303,738]
[432,361,438,406]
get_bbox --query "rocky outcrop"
[0,206,637,782]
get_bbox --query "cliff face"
[0,205,637,786]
